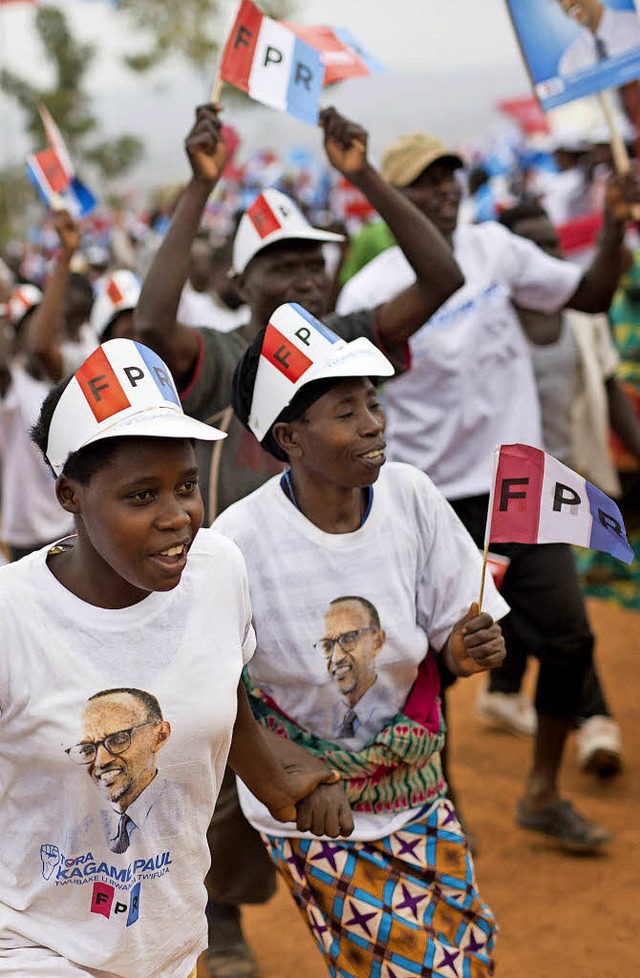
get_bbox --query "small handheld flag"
[485,444,633,564]
[477,443,633,611]
[25,105,97,217]
[218,0,324,125]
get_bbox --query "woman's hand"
[443,603,506,678]
[295,781,354,838]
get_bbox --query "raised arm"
[134,104,227,387]
[26,210,79,382]
[568,169,640,313]
[320,107,464,347]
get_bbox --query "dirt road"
[201,598,639,978]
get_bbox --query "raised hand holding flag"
[478,443,633,610]
[25,105,96,218]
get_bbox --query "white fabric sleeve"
[237,550,256,666]
[592,314,620,379]
[413,477,510,652]
[498,226,583,313]
[336,247,414,314]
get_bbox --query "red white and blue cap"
[90,270,141,340]
[7,284,43,328]
[47,338,226,476]
[249,302,394,441]
[232,189,344,275]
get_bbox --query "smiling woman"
[213,302,510,978]
[0,338,345,978]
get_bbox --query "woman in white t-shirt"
[213,303,510,978]
[0,338,338,978]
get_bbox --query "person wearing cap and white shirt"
[0,337,341,978]
[134,103,465,978]
[336,128,640,854]
[212,303,508,978]
[0,213,98,559]
[0,282,75,560]
[91,268,141,343]
[26,211,98,384]
[555,0,640,77]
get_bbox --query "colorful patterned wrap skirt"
[262,797,497,978]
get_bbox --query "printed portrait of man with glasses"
[65,687,184,855]
[315,596,387,742]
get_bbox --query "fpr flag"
[285,24,384,85]
[219,0,324,124]
[485,444,633,564]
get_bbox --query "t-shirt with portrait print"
[213,462,509,841]
[0,528,255,978]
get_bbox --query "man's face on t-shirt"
[319,599,385,707]
[81,692,169,812]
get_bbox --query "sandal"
[516,798,612,854]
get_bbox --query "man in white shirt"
[337,129,640,854]
[556,0,640,76]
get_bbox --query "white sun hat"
[47,338,226,476]
[248,302,394,441]
[7,284,43,328]
[90,269,141,341]
[232,189,345,275]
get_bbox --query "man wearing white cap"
[135,104,464,522]
[135,102,464,978]
[337,127,640,856]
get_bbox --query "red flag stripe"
[246,193,282,239]
[262,322,313,383]
[488,444,544,544]
[219,0,262,93]
[75,347,131,423]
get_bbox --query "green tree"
[120,0,294,74]
[0,6,144,174]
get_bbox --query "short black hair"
[231,326,340,462]
[68,272,95,319]
[88,687,164,722]
[330,595,381,629]
[30,374,128,483]
[498,201,548,232]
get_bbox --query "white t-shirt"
[337,222,583,500]
[0,366,73,547]
[559,7,640,77]
[214,463,509,841]
[0,529,255,978]
[177,284,249,333]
